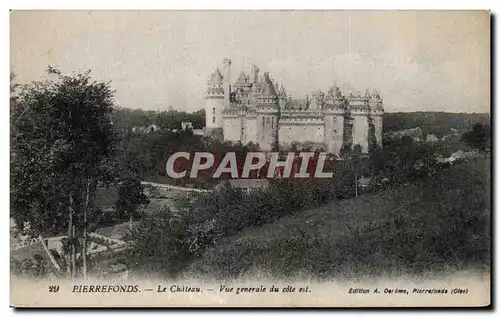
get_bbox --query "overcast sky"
[11,10,490,113]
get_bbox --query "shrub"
[188,159,490,279]
[128,135,477,278]
[127,204,191,277]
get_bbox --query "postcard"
[10,10,491,307]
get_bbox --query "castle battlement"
[256,106,280,113]
[280,121,324,126]
[205,58,384,154]
[206,92,224,98]
[222,109,250,116]
[281,109,324,115]
[280,113,324,120]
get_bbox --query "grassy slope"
[188,159,490,280]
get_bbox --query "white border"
[2,1,498,316]
[3,1,498,10]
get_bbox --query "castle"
[205,58,384,155]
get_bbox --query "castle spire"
[210,68,223,82]
[237,70,247,83]
[279,83,286,95]
[251,63,259,83]
[222,58,232,106]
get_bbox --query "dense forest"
[111,108,491,186]
[112,107,490,139]
[383,112,490,137]
[112,107,205,131]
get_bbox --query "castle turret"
[205,68,225,131]
[236,71,247,84]
[222,58,232,108]
[251,63,259,84]
[256,72,279,151]
[323,85,346,155]
[348,90,371,153]
[368,89,384,148]
[310,89,325,111]
[278,83,287,110]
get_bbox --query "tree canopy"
[461,123,491,152]
[10,68,146,278]
[11,68,117,235]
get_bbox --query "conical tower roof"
[279,83,286,95]
[262,83,277,97]
[210,68,223,82]
[260,72,277,97]
[236,71,247,83]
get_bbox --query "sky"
[10,10,490,113]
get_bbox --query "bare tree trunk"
[82,179,90,280]
[355,173,358,198]
[129,213,133,231]
[72,223,76,278]
[68,193,75,278]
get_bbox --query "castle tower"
[368,89,384,148]
[310,89,325,111]
[222,58,232,107]
[205,68,225,131]
[323,85,345,156]
[251,63,259,84]
[277,83,287,111]
[256,72,280,151]
[348,90,371,153]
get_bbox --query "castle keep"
[205,58,384,155]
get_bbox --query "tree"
[115,178,150,231]
[11,67,117,279]
[383,112,490,138]
[128,205,191,277]
[350,145,364,197]
[461,123,491,153]
[340,144,363,197]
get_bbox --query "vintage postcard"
[10,10,491,307]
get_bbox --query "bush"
[188,159,490,279]
[128,131,483,278]
[127,177,345,277]
[182,178,342,248]
[89,236,115,246]
[127,204,191,277]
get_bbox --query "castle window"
[271,118,274,128]
[213,107,215,114]
[213,116,215,124]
